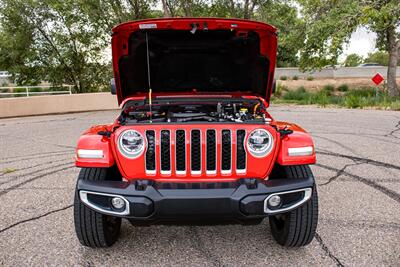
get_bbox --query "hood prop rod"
[145,31,153,123]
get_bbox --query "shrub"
[292,75,299,80]
[280,75,288,81]
[342,88,377,108]
[344,94,361,108]
[337,84,349,92]
[29,87,42,93]
[274,84,288,97]
[306,76,314,81]
[13,88,27,97]
[345,87,376,98]
[282,86,310,102]
[310,90,330,107]
[322,84,335,94]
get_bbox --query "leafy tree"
[0,0,304,92]
[256,1,305,67]
[363,51,400,66]
[82,0,159,31]
[364,51,388,65]
[0,0,156,92]
[160,0,209,17]
[344,53,363,67]
[298,0,400,97]
[161,0,304,67]
[0,0,110,92]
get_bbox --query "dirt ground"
[279,77,400,90]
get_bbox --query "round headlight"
[118,130,145,159]
[247,129,273,157]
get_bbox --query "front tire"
[74,168,121,248]
[269,165,318,247]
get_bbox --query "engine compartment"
[118,97,269,124]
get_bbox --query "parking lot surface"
[0,106,399,266]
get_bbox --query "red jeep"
[74,18,318,248]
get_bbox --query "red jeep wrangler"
[74,18,318,248]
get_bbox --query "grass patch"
[280,75,288,81]
[273,86,400,110]
[2,168,17,174]
[292,75,299,80]
[306,76,314,81]
[389,100,400,111]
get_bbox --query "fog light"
[111,197,125,209]
[268,195,281,207]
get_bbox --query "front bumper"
[77,177,314,223]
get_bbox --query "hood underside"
[112,18,278,104]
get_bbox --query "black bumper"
[77,177,314,222]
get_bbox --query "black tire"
[74,168,121,248]
[269,165,318,247]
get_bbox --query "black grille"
[175,130,186,171]
[145,129,246,175]
[191,130,201,172]
[236,130,246,170]
[221,130,231,171]
[206,130,216,171]
[145,130,156,171]
[160,130,171,171]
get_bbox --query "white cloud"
[341,26,377,60]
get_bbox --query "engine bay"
[118,98,269,124]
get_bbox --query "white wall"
[0,93,118,118]
[275,67,400,79]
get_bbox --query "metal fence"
[0,85,73,98]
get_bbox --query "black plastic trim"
[77,176,315,222]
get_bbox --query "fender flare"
[75,125,115,168]
[275,122,316,166]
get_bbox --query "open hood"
[111,18,277,105]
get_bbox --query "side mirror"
[272,79,276,94]
[110,78,116,95]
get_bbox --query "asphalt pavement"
[0,106,399,266]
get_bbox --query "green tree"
[161,0,304,67]
[344,53,363,67]
[256,1,305,67]
[363,51,400,66]
[0,0,110,92]
[364,51,388,65]
[0,0,156,92]
[298,0,400,97]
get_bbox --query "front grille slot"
[160,130,171,173]
[206,130,216,173]
[175,130,186,173]
[221,130,231,172]
[236,130,246,172]
[191,130,201,173]
[145,130,156,173]
[145,128,247,176]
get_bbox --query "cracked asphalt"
[0,106,399,266]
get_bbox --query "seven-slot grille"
[145,129,247,176]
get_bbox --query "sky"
[342,26,377,60]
